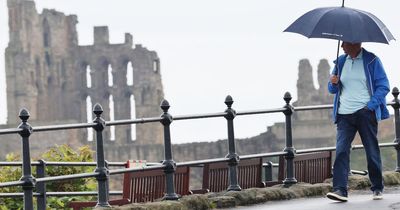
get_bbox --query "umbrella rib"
[355,9,395,43]
[350,9,362,43]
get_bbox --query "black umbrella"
[284,0,395,71]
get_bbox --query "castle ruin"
[5,0,164,147]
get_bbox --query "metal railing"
[0,87,400,209]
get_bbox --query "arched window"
[130,94,136,141]
[108,64,113,87]
[126,61,133,86]
[86,96,93,141]
[86,66,92,88]
[109,95,115,141]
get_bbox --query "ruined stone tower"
[5,0,164,145]
[268,59,336,148]
[292,59,332,121]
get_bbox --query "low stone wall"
[102,130,279,162]
[94,171,400,210]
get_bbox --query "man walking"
[326,42,390,202]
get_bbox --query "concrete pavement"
[224,187,400,210]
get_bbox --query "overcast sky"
[0,0,399,144]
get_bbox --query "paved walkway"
[223,187,400,210]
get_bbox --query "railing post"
[36,159,47,210]
[264,161,273,182]
[18,108,35,210]
[391,87,400,172]
[160,100,179,200]
[224,95,241,191]
[92,104,111,208]
[282,92,297,186]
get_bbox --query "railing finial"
[283,92,292,105]
[93,103,103,117]
[19,108,30,123]
[392,87,399,100]
[160,99,170,113]
[225,95,234,108]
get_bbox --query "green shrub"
[0,153,23,210]
[0,144,96,209]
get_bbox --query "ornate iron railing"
[0,87,399,209]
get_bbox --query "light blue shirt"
[338,50,370,114]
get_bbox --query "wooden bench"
[68,160,191,209]
[194,158,265,193]
[278,151,332,184]
[126,165,191,203]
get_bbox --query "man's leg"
[357,109,383,193]
[332,114,357,195]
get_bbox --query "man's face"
[341,42,361,55]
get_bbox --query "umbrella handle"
[338,0,345,78]
[335,40,341,78]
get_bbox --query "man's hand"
[330,74,339,84]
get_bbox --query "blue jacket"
[328,48,390,123]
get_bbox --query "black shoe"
[372,190,382,200]
[326,190,348,202]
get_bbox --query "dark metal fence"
[0,87,400,209]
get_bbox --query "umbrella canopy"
[284,6,395,44]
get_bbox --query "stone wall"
[102,130,279,162]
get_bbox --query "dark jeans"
[333,108,383,195]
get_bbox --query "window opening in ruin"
[47,76,53,86]
[109,95,116,141]
[108,64,113,87]
[30,72,35,86]
[35,58,41,90]
[130,94,136,141]
[43,18,51,48]
[44,33,50,48]
[86,96,93,141]
[153,59,159,73]
[61,60,66,77]
[45,52,51,66]
[127,62,133,86]
[86,66,92,88]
